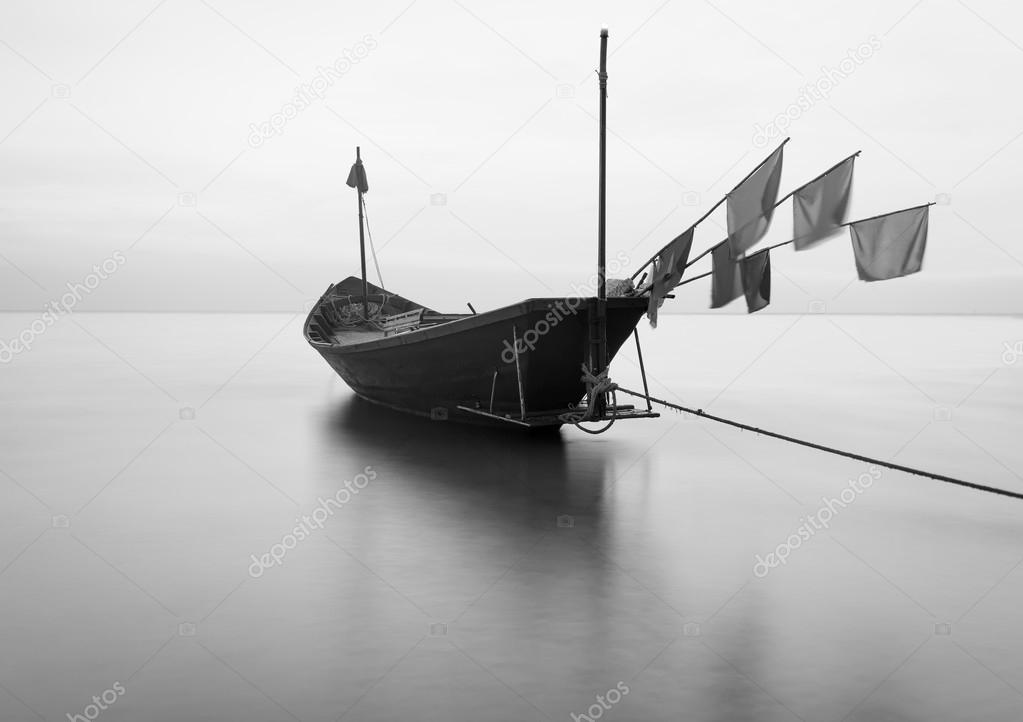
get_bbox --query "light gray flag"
[850,205,929,282]
[727,144,784,259]
[711,242,743,308]
[793,156,854,250]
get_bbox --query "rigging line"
[615,387,1023,501]
[360,195,385,289]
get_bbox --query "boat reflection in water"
[312,394,774,721]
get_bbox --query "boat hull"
[306,292,649,426]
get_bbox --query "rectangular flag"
[741,249,771,313]
[793,155,855,250]
[711,242,743,308]
[850,205,929,281]
[646,229,694,327]
[727,144,784,259]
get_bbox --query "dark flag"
[850,205,929,281]
[793,155,854,250]
[727,144,784,259]
[710,242,743,308]
[347,159,369,194]
[646,229,694,326]
[741,249,771,313]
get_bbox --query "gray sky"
[1,0,1021,313]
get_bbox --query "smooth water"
[1,313,1021,721]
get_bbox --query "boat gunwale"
[305,294,648,354]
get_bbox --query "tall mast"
[597,27,608,307]
[595,26,609,413]
[355,146,369,319]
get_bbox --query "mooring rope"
[615,387,1023,501]
[559,364,619,434]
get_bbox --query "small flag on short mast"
[347,154,369,194]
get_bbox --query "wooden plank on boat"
[381,308,424,336]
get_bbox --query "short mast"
[353,147,369,319]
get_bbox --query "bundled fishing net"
[326,295,388,327]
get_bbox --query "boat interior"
[305,276,470,346]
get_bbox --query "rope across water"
[615,387,1023,501]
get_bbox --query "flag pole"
[680,149,860,273]
[839,200,935,226]
[356,146,369,319]
[669,201,936,291]
[759,200,936,254]
[773,150,860,207]
[594,25,609,416]
[628,196,726,280]
[629,138,790,281]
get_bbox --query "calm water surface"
[1,313,1021,721]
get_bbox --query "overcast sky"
[1,0,1021,313]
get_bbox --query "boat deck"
[329,314,469,346]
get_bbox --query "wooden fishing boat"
[304,276,656,427]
